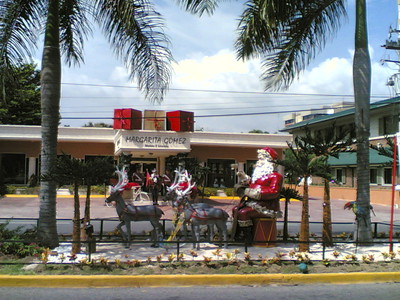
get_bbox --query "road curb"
[1,272,400,288]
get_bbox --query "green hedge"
[198,187,236,197]
[5,186,40,195]
[5,185,107,195]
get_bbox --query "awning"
[327,149,393,166]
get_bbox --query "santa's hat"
[258,147,278,160]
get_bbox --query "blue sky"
[47,0,400,133]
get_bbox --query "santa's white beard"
[251,162,274,182]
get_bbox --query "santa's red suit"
[233,146,284,228]
[233,172,283,223]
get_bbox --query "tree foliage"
[248,129,269,134]
[43,154,114,253]
[83,122,112,128]
[0,0,174,248]
[275,138,324,252]
[370,136,396,162]
[165,152,210,188]
[0,63,41,125]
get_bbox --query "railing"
[0,237,398,265]
[2,217,399,239]
[2,217,400,265]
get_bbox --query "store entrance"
[207,159,236,188]
[131,158,158,173]
[142,163,157,174]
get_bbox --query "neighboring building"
[281,97,400,188]
[0,122,291,187]
[283,101,354,127]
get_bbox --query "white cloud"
[171,50,260,93]
[289,57,353,95]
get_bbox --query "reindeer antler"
[111,166,129,193]
[168,169,181,191]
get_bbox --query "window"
[379,116,396,135]
[285,119,295,126]
[245,160,257,178]
[384,168,392,184]
[85,155,113,162]
[207,159,235,188]
[370,169,378,184]
[335,168,346,184]
[0,153,26,184]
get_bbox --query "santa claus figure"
[233,146,283,242]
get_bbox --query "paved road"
[1,283,400,300]
[1,194,398,221]
[0,194,395,221]
[0,195,399,235]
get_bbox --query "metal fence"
[1,217,400,239]
[2,217,400,264]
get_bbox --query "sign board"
[114,130,191,154]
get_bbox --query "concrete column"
[159,156,165,175]
[28,157,36,179]
[238,162,245,173]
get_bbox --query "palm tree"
[83,157,115,224]
[280,186,302,241]
[42,154,85,254]
[0,0,173,248]
[300,125,354,246]
[234,0,372,243]
[275,139,323,252]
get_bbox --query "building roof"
[327,149,393,166]
[281,96,400,132]
[0,125,292,149]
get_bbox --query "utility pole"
[382,0,400,96]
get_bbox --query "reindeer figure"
[105,168,164,248]
[165,168,198,203]
[174,183,229,250]
[171,181,214,242]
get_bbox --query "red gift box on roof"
[166,110,194,132]
[113,109,142,130]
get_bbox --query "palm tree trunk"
[84,185,91,223]
[37,0,61,248]
[283,198,289,241]
[322,178,333,246]
[353,0,373,243]
[72,182,81,255]
[299,178,309,252]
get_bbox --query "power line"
[61,82,388,98]
[60,107,351,120]
[60,103,355,114]
[60,98,358,110]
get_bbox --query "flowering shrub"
[0,223,45,258]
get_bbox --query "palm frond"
[370,136,395,159]
[59,0,92,66]
[0,0,44,92]
[93,0,173,103]
[280,186,302,201]
[236,0,346,91]
[176,0,220,16]
[236,0,294,59]
[0,0,43,65]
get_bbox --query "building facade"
[281,97,400,188]
[0,124,291,187]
